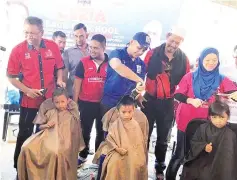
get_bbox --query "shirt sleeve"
[175,73,191,96]
[140,61,146,80]
[53,43,65,70]
[174,93,188,103]
[7,47,21,78]
[62,49,70,70]
[144,49,153,72]
[221,77,237,93]
[108,49,121,61]
[185,56,190,73]
[75,61,85,79]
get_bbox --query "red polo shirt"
[7,39,65,108]
[75,55,108,102]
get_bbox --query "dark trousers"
[79,100,104,159]
[142,93,174,172]
[100,103,114,118]
[14,107,38,168]
[166,130,185,180]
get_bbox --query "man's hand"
[136,94,147,109]
[136,82,145,94]
[47,121,55,128]
[57,80,66,88]
[26,88,43,98]
[115,147,128,156]
[205,142,212,153]
[187,98,203,108]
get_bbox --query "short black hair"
[117,95,135,109]
[74,23,87,32]
[208,99,230,118]
[91,34,106,47]
[52,31,66,40]
[24,16,43,31]
[52,87,69,99]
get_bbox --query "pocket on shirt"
[43,57,56,74]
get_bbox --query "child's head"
[117,95,135,121]
[208,100,230,128]
[52,88,69,111]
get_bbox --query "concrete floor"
[0,111,180,180]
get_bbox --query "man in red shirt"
[73,34,108,166]
[7,16,65,169]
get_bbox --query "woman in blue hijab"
[166,47,237,180]
[192,48,223,101]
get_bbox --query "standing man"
[6,16,65,169]
[138,26,190,179]
[63,23,89,98]
[52,31,67,82]
[220,45,237,83]
[73,34,108,166]
[52,31,67,54]
[100,32,150,115]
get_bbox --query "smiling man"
[6,16,65,170]
[137,26,190,179]
[73,34,108,166]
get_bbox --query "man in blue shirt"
[101,32,151,115]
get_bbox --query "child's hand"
[205,142,212,153]
[47,121,55,128]
[116,148,128,156]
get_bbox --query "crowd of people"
[6,15,237,180]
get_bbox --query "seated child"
[181,100,237,180]
[17,88,85,180]
[94,95,148,180]
[101,106,149,139]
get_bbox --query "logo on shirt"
[25,53,31,59]
[45,49,53,58]
[136,65,141,74]
[88,77,104,82]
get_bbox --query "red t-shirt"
[7,39,65,108]
[75,55,108,102]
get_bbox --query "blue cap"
[133,32,151,48]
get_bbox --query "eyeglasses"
[23,31,42,36]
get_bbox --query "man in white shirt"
[220,45,237,83]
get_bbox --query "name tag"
[137,65,141,74]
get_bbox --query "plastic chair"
[2,104,20,141]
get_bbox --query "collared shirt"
[7,39,65,108]
[101,47,146,107]
[63,45,89,97]
[75,54,108,102]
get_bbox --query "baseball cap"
[133,32,151,48]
